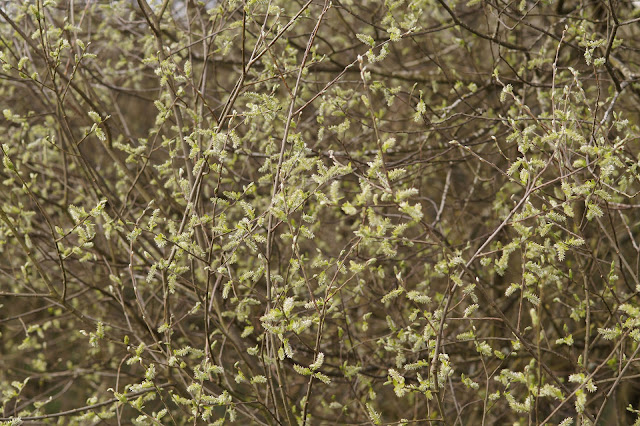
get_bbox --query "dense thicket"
[2,0,640,424]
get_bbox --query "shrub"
[2,0,640,424]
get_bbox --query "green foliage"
[2,0,640,424]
